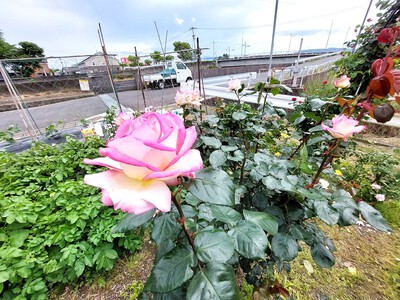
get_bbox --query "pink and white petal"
[101,190,113,206]
[164,127,198,168]
[145,149,203,181]
[83,157,122,171]
[84,170,171,214]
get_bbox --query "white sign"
[79,79,90,91]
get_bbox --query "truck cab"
[143,60,193,89]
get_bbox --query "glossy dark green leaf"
[232,111,247,120]
[209,150,227,168]
[358,201,391,232]
[200,136,222,149]
[310,98,328,110]
[228,220,268,259]
[243,210,278,235]
[311,243,335,268]
[186,263,240,300]
[145,245,197,293]
[151,214,180,245]
[210,205,242,227]
[314,201,339,225]
[194,230,234,263]
[185,168,235,206]
[152,286,187,300]
[262,176,281,190]
[271,233,298,261]
[112,209,156,233]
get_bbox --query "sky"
[1,0,382,61]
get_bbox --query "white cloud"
[174,15,185,25]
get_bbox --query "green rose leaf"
[271,233,298,261]
[228,220,268,259]
[311,243,335,268]
[200,136,222,149]
[243,210,278,235]
[314,201,339,225]
[145,245,197,293]
[152,286,186,299]
[209,150,227,168]
[185,168,235,206]
[210,205,242,227]
[262,176,281,190]
[112,209,156,233]
[232,111,247,120]
[358,201,391,232]
[310,98,328,110]
[151,213,180,245]
[194,230,235,263]
[186,263,240,300]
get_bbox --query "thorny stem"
[310,139,341,186]
[172,185,196,252]
[289,134,310,160]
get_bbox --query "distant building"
[63,52,120,75]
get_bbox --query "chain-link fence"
[0,53,195,146]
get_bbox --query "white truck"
[142,60,193,89]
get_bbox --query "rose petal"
[83,157,122,171]
[84,170,171,214]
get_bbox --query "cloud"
[174,15,184,25]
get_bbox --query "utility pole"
[325,20,334,49]
[267,0,279,83]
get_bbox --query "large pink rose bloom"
[321,115,366,141]
[84,112,203,215]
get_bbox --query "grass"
[276,220,400,300]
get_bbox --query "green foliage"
[336,149,400,203]
[333,0,399,94]
[0,137,142,299]
[113,97,390,299]
[0,125,20,144]
[173,41,193,61]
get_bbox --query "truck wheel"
[186,77,192,82]
[157,80,165,89]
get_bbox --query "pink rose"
[84,112,203,214]
[175,90,202,106]
[228,78,242,91]
[334,75,351,89]
[371,183,381,190]
[114,112,135,126]
[321,115,366,141]
[375,194,385,201]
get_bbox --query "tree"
[0,30,16,59]
[16,41,44,58]
[127,55,140,67]
[173,41,193,61]
[150,51,163,64]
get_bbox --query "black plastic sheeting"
[0,127,85,153]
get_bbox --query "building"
[63,52,120,75]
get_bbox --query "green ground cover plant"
[0,137,142,299]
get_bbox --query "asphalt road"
[0,87,178,131]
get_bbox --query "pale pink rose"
[228,78,242,91]
[319,179,329,189]
[114,112,135,126]
[84,112,203,215]
[321,115,366,141]
[175,90,202,106]
[371,183,382,190]
[334,75,351,89]
[375,194,385,201]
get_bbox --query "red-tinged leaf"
[369,75,392,98]
[371,57,393,76]
[391,69,400,93]
[395,96,400,105]
[279,287,290,298]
